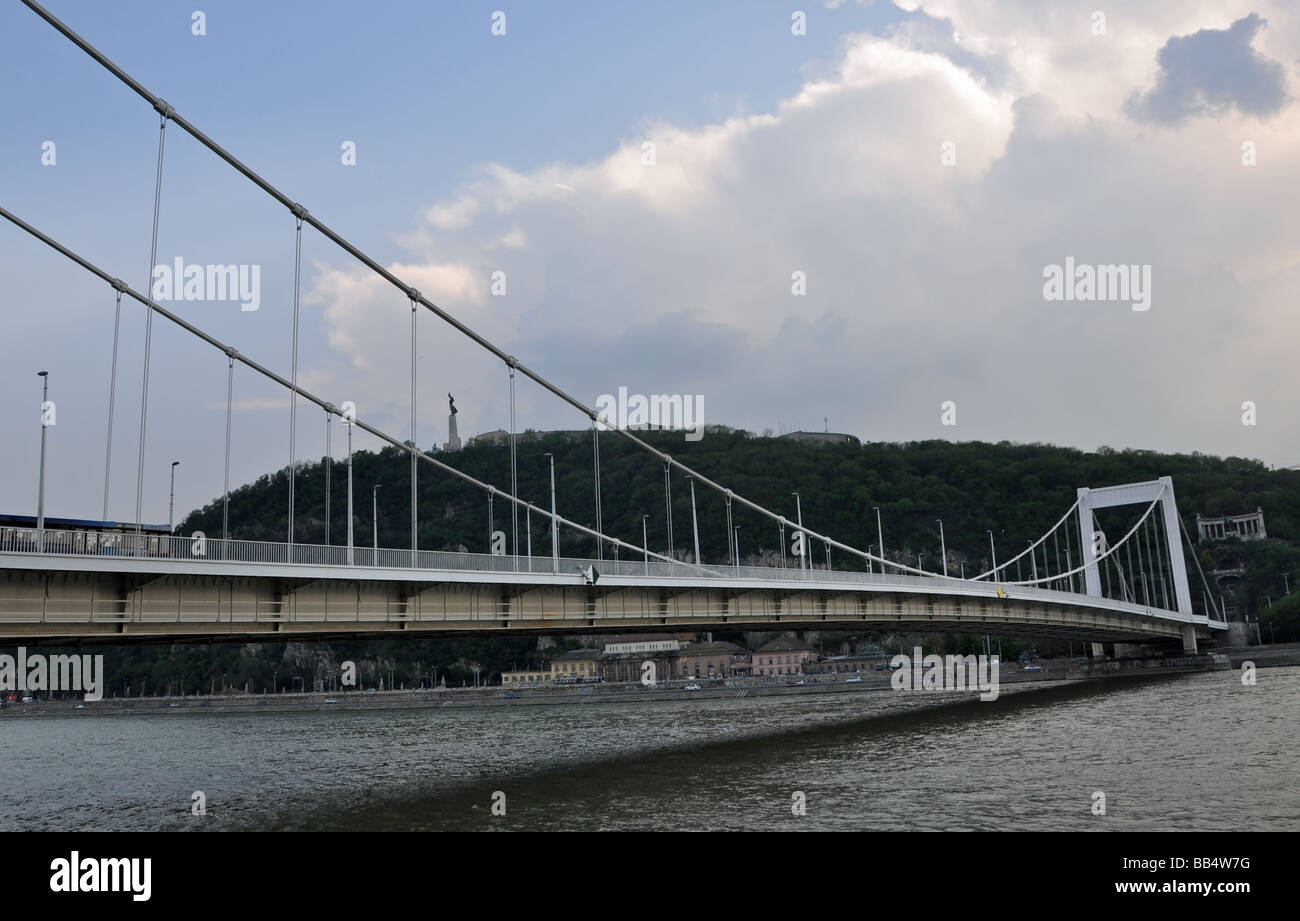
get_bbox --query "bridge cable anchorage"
[133,108,167,554]
[16,0,912,577]
[0,204,702,573]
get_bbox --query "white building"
[1196,508,1266,542]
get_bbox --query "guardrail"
[0,527,1205,621]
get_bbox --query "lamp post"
[936,519,947,577]
[36,371,49,552]
[544,453,557,574]
[526,503,533,571]
[372,484,380,557]
[168,460,180,534]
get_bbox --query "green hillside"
[77,432,1300,695]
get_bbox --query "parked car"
[845,676,863,683]
[683,683,701,691]
[1024,664,1043,672]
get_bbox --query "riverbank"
[0,650,1243,717]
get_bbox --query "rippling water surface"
[2,668,1296,831]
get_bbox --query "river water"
[2,668,1296,831]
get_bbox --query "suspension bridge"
[0,1,1227,651]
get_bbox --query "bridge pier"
[1181,623,1198,654]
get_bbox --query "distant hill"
[181,427,1300,578]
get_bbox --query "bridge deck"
[0,535,1225,647]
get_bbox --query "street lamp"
[936,519,947,577]
[544,453,558,574]
[36,371,49,552]
[168,460,180,534]
[372,484,381,556]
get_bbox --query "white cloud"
[306,6,1300,465]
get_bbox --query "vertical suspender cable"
[1124,538,1136,603]
[288,215,303,546]
[664,460,673,558]
[134,109,168,549]
[509,363,518,565]
[1142,515,1152,602]
[1135,515,1149,605]
[102,286,123,520]
[324,410,331,545]
[1053,529,1062,592]
[1101,524,1111,598]
[725,493,734,566]
[593,424,602,561]
[222,352,234,547]
[410,295,418,562]
[1162,515,1173,609]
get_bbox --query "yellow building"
[549,649,602,681]
[501,670,550,687]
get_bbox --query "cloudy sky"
[0,0,1297,525]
